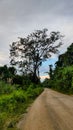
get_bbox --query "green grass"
[0,81,43,130]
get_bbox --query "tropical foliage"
[0,30,73,130]
[0,81,43,129]
[44,43,73,94]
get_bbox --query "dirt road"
[18,88,73,130]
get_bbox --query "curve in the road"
[18,88,73,130]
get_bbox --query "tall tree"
[49,65,53,79]
[55,43,73,68]
[10,29,63,83]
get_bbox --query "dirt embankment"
[18,88,73,130]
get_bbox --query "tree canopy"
[10,28,63,83]
[55,43,73,68]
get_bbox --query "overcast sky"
[0,0,73,77]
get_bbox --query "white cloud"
[40,75,50,81]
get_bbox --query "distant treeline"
[43,43,73,94]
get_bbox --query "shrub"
[50,66,73,94]
[0,81,43,129]
[0,81,16,94]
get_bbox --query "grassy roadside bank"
[0,81,43,130]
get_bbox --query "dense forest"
[0,29,73,129]
[43,43,73,94]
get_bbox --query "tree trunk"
[33,65,39,83]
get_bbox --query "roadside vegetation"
[0,81,43,129]
[43,43,73,94]
[0,29,73,129]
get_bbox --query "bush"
[26,84,44,99]
[49,66,73,94]
[0,81,16,94]
[0,82,44,129]
[42,78,52,88]
[0,113,7,129]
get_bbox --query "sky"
[0,0,73,79]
